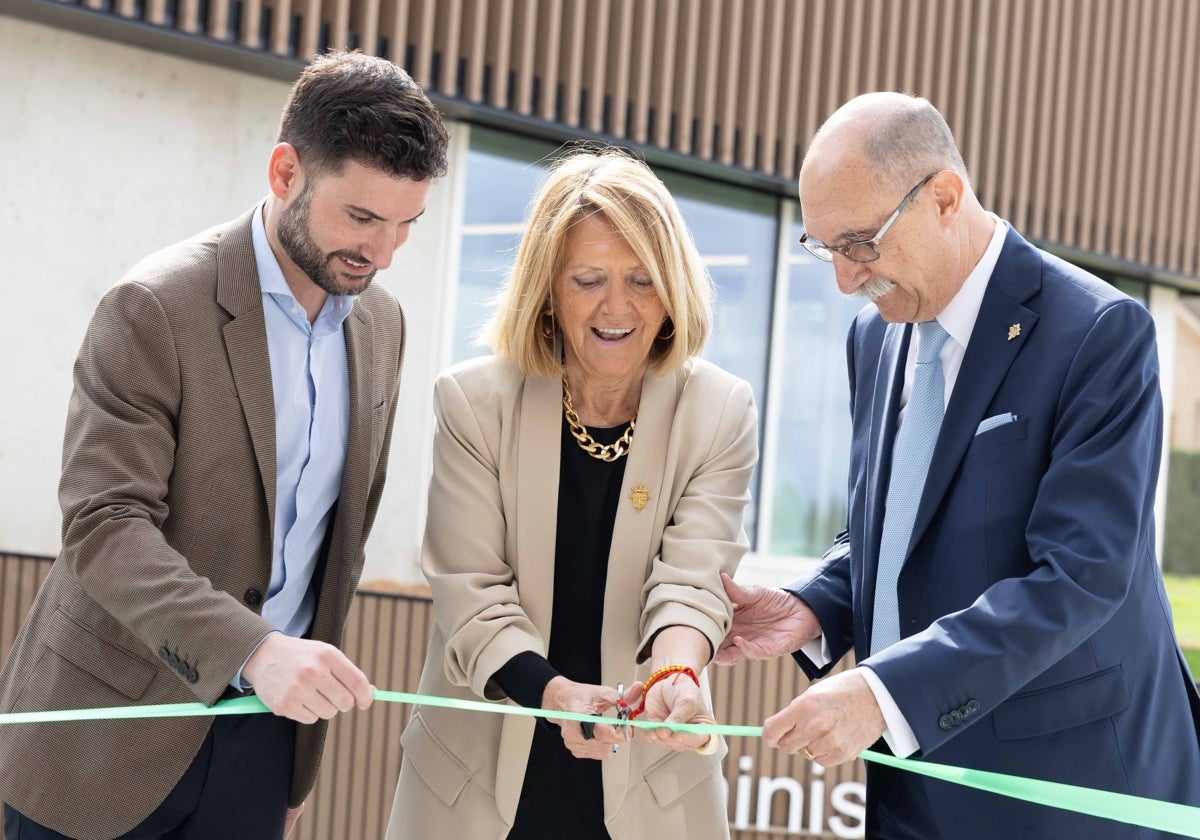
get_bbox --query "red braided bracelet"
[620,665,699,722]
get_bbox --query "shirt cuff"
[233,630,280,691]
[491,651,561,710]
[859,665,920,758]
[800,634,832,667]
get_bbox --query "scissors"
[581,682,633,754]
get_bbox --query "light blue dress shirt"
[244,204,353,655]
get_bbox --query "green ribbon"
[3,690,1198,837]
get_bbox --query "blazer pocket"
[966,416,1029,458]
[43,608,158,701]
[400,710,473,807]
[992,665,1130,741]
[643,741,724,807]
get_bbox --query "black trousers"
[4,711,296,840]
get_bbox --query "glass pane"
[768,210,863,557]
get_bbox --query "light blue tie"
[871,320,950,655]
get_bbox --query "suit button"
[158,646,170,661]
[949,710,963,724]
[244,588,263,608]
[186,668,199,683]
[965,700,980,715]
[939,714,954,730]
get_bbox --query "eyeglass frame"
[798,171,939,264]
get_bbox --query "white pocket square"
[976,412,1018,436]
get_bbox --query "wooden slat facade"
[9,0,1199,284]
[0,552,864,839]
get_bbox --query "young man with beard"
[0,51,449,840]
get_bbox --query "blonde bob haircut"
[485,148,712,379]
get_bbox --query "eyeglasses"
[799,172,938,263]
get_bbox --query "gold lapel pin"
[1007,323,1021,341]
[630,484,650,513]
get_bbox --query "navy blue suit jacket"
[790,226,1200,838]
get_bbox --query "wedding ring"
[694,735,719,755]
[612,744,620,754]
[803,746,816,760]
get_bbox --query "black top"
[493,415,630,840]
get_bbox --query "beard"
[277,184,377,297]
[853,276,898,302]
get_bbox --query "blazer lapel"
[862,322,910,615]
[514,374,563,640]
[907,227,1042,554]
[217,210,276,531]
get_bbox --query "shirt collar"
[936,214,1007,349]
[251,201,356,329]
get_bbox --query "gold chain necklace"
[562,378,636,462]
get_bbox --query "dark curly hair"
[278,50,449,181]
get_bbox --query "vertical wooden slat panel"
[651,0,679,149]
[324,0,351,53]
[736,0,764,170]
[145,0,169,26]
[354,0,381,58]
[1110,0,1140,259]
[778,0,806,180]
[1122,0,1151,262]
[1051,0,1080,245]
[607,0,634,137]
[512,0,538,115]
[1030,0,1060,239]
[964,0,990,198]
[672,0,701,154]
[461,0,487,102]
[1142,0,1171,266]
[535,0,563,122]
[266,0,293,56]
[408,0,436,91]
[718,0,744,166]
[629,0,656,144]
[207,0,231,41]
[559,0,587,128]
[433,0,463,96]
[755,0,785,175]
[379,0,410,67]
[1171,0,1200,274]
[584,0,611,134]
[994,0,1021,224]
[1077,0,1108,252]
[239,0,263,49]
[1156,0,1185,271]
[800,0,829,175]
[114,0,138,19]
[297,0,322,60]
[696,0,724,160]
[1011,0,1043,234]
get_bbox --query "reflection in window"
[767,215,862,558]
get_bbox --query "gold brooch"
[630,484,650,512]
[1007,323,1021,341]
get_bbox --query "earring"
[657,317,675,341]
[540,309,555,339]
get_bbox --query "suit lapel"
[217,210,277,531]
[862,322,910,614]
[907,227,1042,555]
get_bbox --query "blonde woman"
[387,149,756,840]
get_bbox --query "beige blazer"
[0,210,406,840]
[388,355,757,840]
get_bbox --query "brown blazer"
[0,209,406,840]
[387,355,757,840]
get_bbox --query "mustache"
[852,277,897,301]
